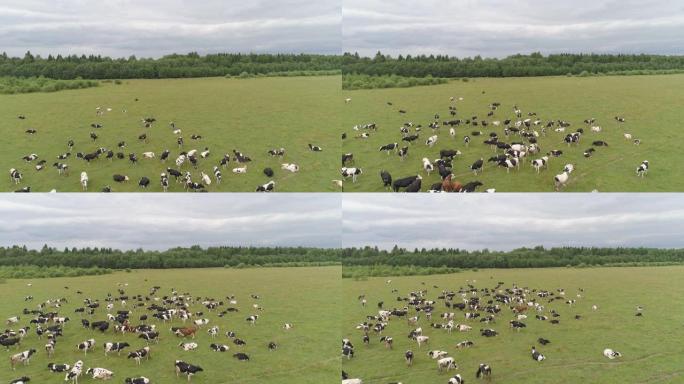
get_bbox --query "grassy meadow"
[342,266,684,383]
[0,266,340,383]
[341,74,684,192]
[0,76,340,192]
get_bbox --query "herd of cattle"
[9,106,325,192]
[342,279,635,383]
[2,283,292,382]
[341,97,649,191]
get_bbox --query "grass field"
[0,266,340,383]
[342,266,684,383]
[341,74,684,192]
[0,76,340,192]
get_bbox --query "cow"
[65,360,84,383]
[127,347,150,364]
[85,367,113,380]
[10,349,36,370]
[77,339,96,355]
[104,342,130,356]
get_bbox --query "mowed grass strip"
[0,266,340,383]
[341,74,684,192]
[1,76,341,192]
[342,266,684,383]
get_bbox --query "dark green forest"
[0,245,341,269]
[342,246,684,269]
[342,51,684,78]
[1,245,682,272]
[0,51,342,79]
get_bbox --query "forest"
[342,246,684,269]
[0,245,342,269]
[2,246,683,272]
[0,51,342,79]
[341,51,684,78]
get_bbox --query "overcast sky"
[343,0,684,57]
[343,194,684,250]
[0,0,341,58]
[0,195,341,250]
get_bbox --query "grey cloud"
[0,0,341,57]
[342,194,684,250]
[343,0,684,57]
[0,194,341,250]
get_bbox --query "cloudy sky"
[0,195,341,250]
[343,0,684,57]
[343,194,684,250]
[0,0,341,58]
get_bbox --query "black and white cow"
[476,363,492,379]
[104,342,130,356]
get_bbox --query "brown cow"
[441,174,462,193]
[173,326,198,339]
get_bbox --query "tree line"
[0,76,99,94]
[342,51,684,78]
[0,245,342,269]
[2,245,682,271]
[342,246,684,269]
[0,51,342,80]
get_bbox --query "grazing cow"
[426,135,438,147]
[341,167,362,183]
[636,160,649,177]
[405,350,414,366]
[200,172,212,186]
[414,335,429,348]
[212,166,222,184]
[379,143,398,154]
[127,347,150,364]
[160,150,170,161]
[380,336,393,349]
[470,158,484,174]
[531,346,546,361]
[10,349,36,370]
[449,374,464,384]
[53,163,69,175]
[268,342,278,351]
[210,343,230,352]
[245,315,259,325]
[405,176,422,192]
[125,377,150,384]
[398,146,409,161]
[233,353,249,361]
[160,173,169,191]
[113,174,129,183]
[174,326,198,339]
[138,177,150,188]
[65,360,84,383]
[438,357,457,372]
[380,170,392,189]
[456,340,474,349]
[422,158,434,175]
[104,342,130,356]
[48,362,71,372]
[85,367,113,380]
[603,348,622,359]
[179,342,198,351]
[554,166,573,191]
[531,156,549,173]
[10,168,23,184]
[476,363,492,379]
[77,339,95,355]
